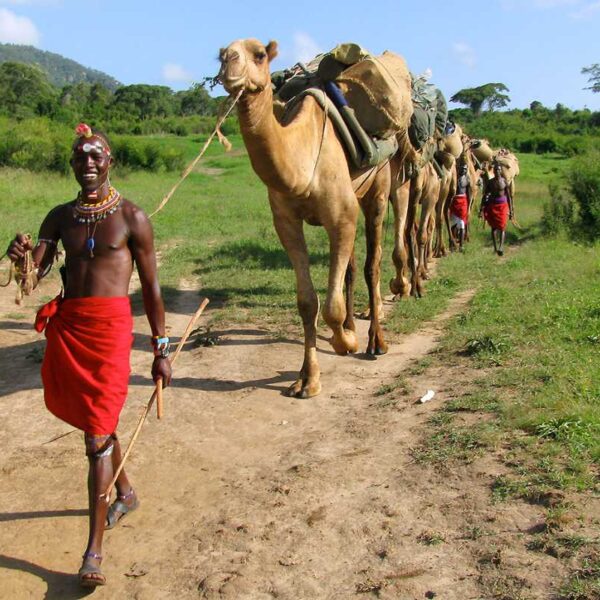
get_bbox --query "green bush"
[112,136,184,172]
[0,117,186,174]
[560,136,590,157]
[0,117,72,172]
[541,184,576,235]
[568,152,600,238]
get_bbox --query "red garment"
[484,198,509,230]
[450,194,469,223]
[38,296,133,435]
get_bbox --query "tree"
[112,84,175,120]
[450,83,510,116]
[0,61,57,118]
[582,64,600,93]
[176,83,215,116]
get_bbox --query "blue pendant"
[87,238,95,251]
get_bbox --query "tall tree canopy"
[176,83,215,116]
[450,83,510,116]
[0,62,57,118]
[112,84,175,120]
[582,64,600,93]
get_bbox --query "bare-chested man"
[449,162,471,252]
[7,123,172,587]
[479,162,514,256]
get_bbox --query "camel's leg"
[323,217,359,356]
[433,172,448,258]
[417,179,438,283]
[444,171,457,252]
[361,181,389,356]
[465,182,477,243]
[406,187,422,299]
[425,213,435,274]
[272,214,321,398]
[344,250,357,331]
[389,179,411,299]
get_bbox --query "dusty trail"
[0,278,574,599]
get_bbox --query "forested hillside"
[0,43,120,90]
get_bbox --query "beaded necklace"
[73,186,122,258]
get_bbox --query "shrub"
[112,136,184,172]
[0,116,186,174]
[560,136,589,157]
[0,117,72,172]
[541,184,576,235]
[567,152,600,238]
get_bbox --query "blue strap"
[324,81,348,108]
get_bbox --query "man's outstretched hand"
[7,233,32,262]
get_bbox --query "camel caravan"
[217,38,519,397]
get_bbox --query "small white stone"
[418,390,435,404]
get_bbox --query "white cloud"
[0,8,39,44]
[292,32,322,65]
[570,0,600,18]
[162,63,194,83]
[452,42,476,69]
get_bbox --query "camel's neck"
[237,87,312,194]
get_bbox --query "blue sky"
[0,0,598,110]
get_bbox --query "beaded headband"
[73,123,111,157]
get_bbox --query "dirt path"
[0,280,579,599]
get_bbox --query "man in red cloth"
[7,124,172,587]
[479,162,514,256]
[449,163,471,252]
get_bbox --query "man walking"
[480,162,514,256]
[7,123,172,587]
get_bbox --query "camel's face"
[218,39,278,95]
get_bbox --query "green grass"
[1,137,597,484]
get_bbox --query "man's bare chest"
[60,209,130,258]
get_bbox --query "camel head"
[218,39,278,95]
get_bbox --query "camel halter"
[148,89,243,219]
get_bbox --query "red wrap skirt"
[484,198,509,230]
[450,194,469,223]
[37,296,133,435]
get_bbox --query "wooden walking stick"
[100,297,209,501]
[156,378,164,420]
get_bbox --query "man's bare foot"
[105,487,139,530]
[79,552,106,587]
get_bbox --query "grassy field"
[1,136,598,595]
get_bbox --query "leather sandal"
[105,488,139,530]
[78,552,106,587]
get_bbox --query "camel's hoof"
[376,343,389,356]
[330,330,359,355]
[411,285,424,299]
[392,291,410,302]
[284,379,321,398]
[356,307,370,320]
[389,277,410,298]
[367,345,388,357]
